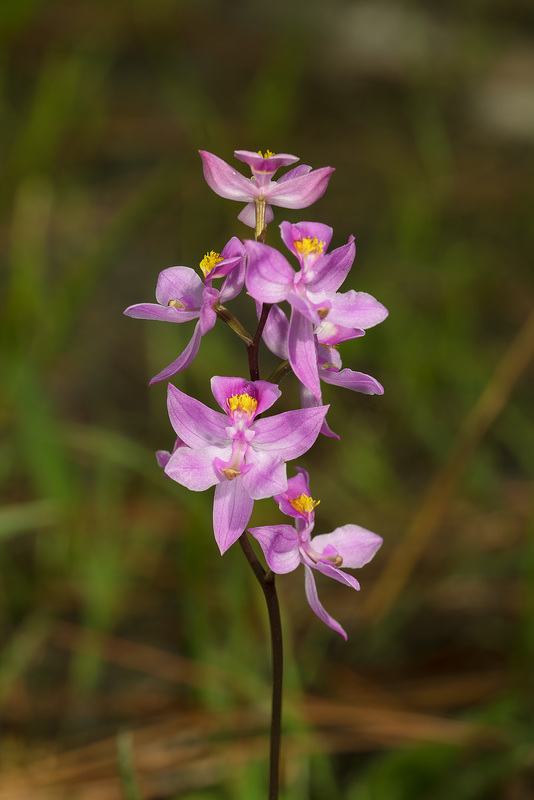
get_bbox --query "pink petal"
[253,405,328,460]
[199,150,256,202]
[149,321,203,385]
[213,478,254,554]
[247,524,301,573]
[167,382,228,448]
[304,565,347,639]
[312,525,383,569]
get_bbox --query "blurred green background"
[1,0,534,797]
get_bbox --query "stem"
[248,303,272,382]
[239,534,283,800]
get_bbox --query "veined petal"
[248,524,301,574]
[167,382,228,448]
[288,310,321,400]
[279,221,333,261]
[237,202,274,228]
[210,376,281,418]
[308,237,356,294]
[304,565,347,639]
[149,321,203,385]
[124,302,200,324]
[242,449,287,499]
[155,266,204,307]
[253,405,328,460]
[327,291,389,329]
[261,302,289,359]
[165,443,225,491]
[320,367,384,395]
[213,479,254,554]
[265,167,335,209]
[245,241,295,304]
[312,525,383,569]
[312,559,361,591]
[199,150,256,201]
[299,382,339,440]
[234,150,300,173]
[276,164,312,183]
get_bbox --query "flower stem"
[239,534,283,800]
[247,303,272,382]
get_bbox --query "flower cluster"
[125,149,387,637]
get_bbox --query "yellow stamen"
[294,237,325,258]
[257,149,276,158]
[168,299,185,309]
[227,393,258,417]
[327,555,343,567]
[289,494,320,515]
[199,250,224,277]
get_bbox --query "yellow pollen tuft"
[227,393,258,417]
[199,250,224,277]
[294,237,325,258]
[257,149,276,158]
[168,299,185,309]
[289,494,320,515]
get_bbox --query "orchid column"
[124,148,387,800]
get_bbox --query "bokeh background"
[2,0,534,797]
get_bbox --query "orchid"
[246,221,388,400]
[248,468,383,639]
[123,237,246,384]
[163,377,328,554]
[199,150,334,234]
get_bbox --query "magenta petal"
[245,241,295,304]
[261,303,289,359]
[155,267,204,307]
[248,524,301,573]
[308,237,356,294]
[304,565,347,639]
[210,376,281,418]
[312,525,383,569]
[237,203,274,228]
[288,310,321,400]
[242,450,287,499]
[124,302,199,324]
[327,291,389,329]
[167,382,228,448]
[149,321,203,385]
[165,444,225,491]
[234,150,300,173]
[313,560,361,591]
[253,405,328,460]
[213,478,254,554]
[299,383,339,439]
[321,368,384,395]
[199,150,255,201]
[279,221,333,259]
[266,167,335,209]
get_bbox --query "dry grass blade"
[363,304,534,623]
[0,698,500,800]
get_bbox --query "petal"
[199,150,255,201]
[253,405,328,460]
[313,560,361,591]
[299,382,339,439]
[155,266,205,307]
[149,321,203,385]
[320,367,384,395]
[308,237,356,294]
[124,302,199,324]
[326,291,389,329]
[167,382,228,448]
[245,241,295,304]
[213,478,254,554]
[165,444,225,491]
[279,221,333,260]
[260,302,289,359]
[276,164,312,183]
[248,524,301,573]
[312,525,383,569]
[241,450,287,499]
[288,310,321,400]
[234,150,300,173]
[304,565,347,639]
[237,202,274,228]
[265,167,335,209]
[210,376,281,418]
